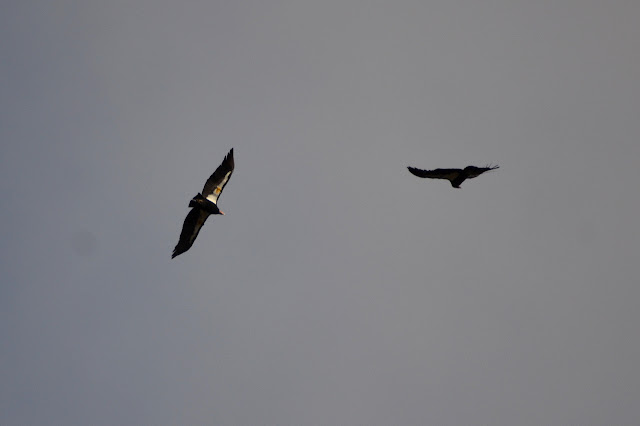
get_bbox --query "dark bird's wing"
[202,148,235,204]
[172,208,210,258]
[464,165,499,179]
[407,167,462,181]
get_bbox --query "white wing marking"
[206,171,232,204]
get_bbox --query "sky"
[1,1,639,424]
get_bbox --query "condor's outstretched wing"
[463,165,499,179]
[202,148,234,205]
[172,208,210,259]
[407,167,462,181]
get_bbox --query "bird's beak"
[220,211,225,215]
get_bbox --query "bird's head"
[210,204,224,215]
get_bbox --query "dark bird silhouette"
[172,148,234,258]
[407,164,498,188]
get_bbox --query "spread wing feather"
[172,208,210,258]
[203,148,234,204]
[407,167,462,181]
[464,165,499,179]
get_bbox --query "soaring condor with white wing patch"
[172,148,234,258]
[407,164,498,188]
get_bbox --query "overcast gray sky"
[2,1,639,425]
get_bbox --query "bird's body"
[172,148,234,258]
[189,193,223,214]
[407,164,498,188]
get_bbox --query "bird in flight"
[172,148,235,258]
[407,164,498,188]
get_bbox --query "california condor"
[172,148,234,258]
[407,164,498,188]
